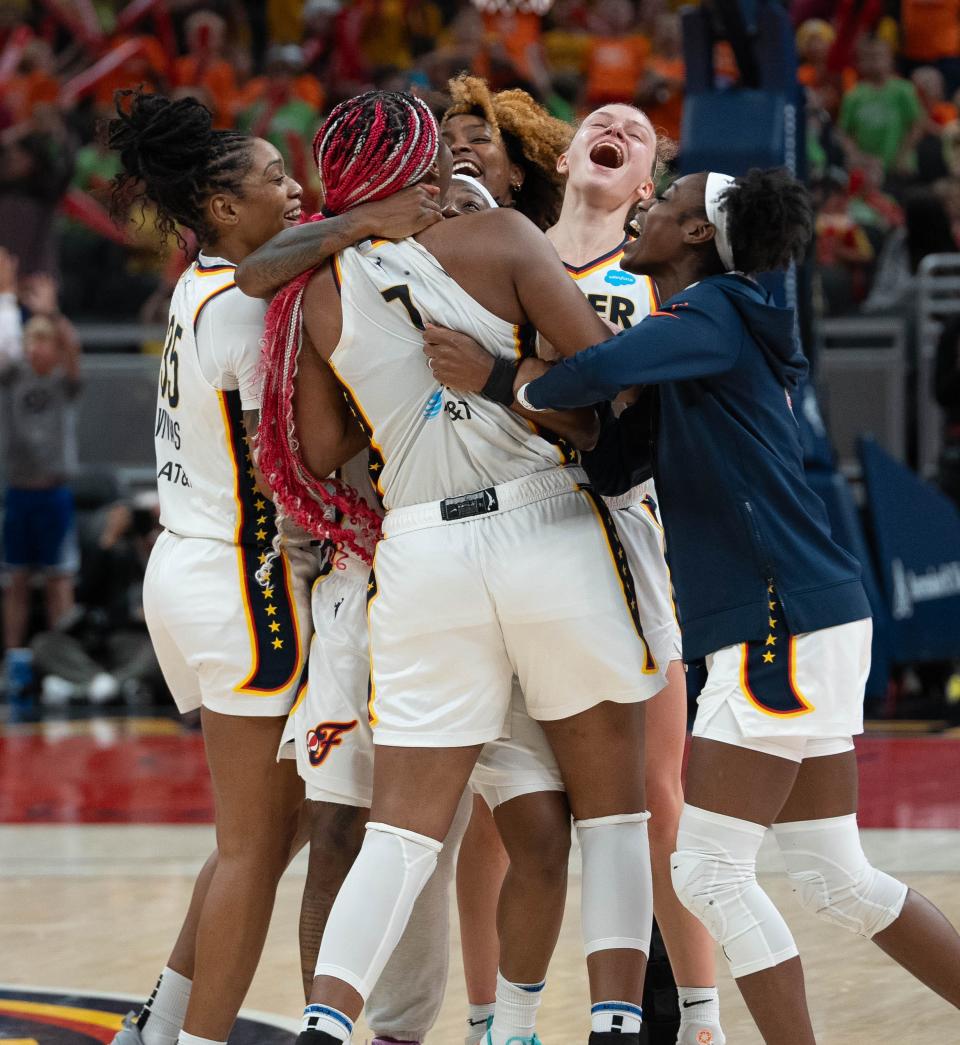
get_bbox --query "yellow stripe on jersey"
[195,263,237,277]
[327,356,389,499]
[217,390,245,545]
[194,282,236,330]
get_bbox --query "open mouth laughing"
[589,140,625,170]
[452,158,484,179]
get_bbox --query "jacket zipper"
[743,499,775,585]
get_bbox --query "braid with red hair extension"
[257,92,440,564]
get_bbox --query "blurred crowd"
[2,0,960,324]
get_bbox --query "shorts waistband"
[382,465,588,538]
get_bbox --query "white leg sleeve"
[365,791,472,1041]
[773,814,908,938]
[314,822,442,999]
[576,812,654,957]
[671,805,799,979]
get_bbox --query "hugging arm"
[235,186,442,299]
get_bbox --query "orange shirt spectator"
[235,73,325,113]
[92,35,169,109]
[901,0,960,63]
[585,36,649,105]
[481,11,543,79]
[172,55,236,127]
[639,14,684,141]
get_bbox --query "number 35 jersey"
[155,253,270,545]
[329,237,573,511]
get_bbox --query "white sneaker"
[88,672,120,704]
[41,675,76,706]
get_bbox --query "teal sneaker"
[484,1033,542,1045]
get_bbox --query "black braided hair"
[107,90,254,247]
[722,168,814,273]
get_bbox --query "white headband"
[705,172,736,271]
[451,173,499,210]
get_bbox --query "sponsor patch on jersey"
[0,986,295,1044]
[423,389,443,419]
[605,269,637,287]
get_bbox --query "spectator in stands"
[0,261,82,653]
[814,171,875,314]
[33,496,165,707]
[637,12,684,142]
[236,44,321,174]
[847,156,904,236]
[797,18,843,117]
[839,37,924,179]
[900,0,960,95]
[0,102,75,276]
[912,66,957,182]
[2,39,59,124]
[171,11,237,128]
[863,187,958,314]
[584,0,649,107]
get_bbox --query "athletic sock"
[488,972,544,1045]
[177,1034,226,1045]
[590,1001,643,1034]
[299,1003,353,1042]
[677,986,725,1045]
[138,967,192,1045]
[465,1002,495,1044]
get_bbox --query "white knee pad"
[314,821,442,998]
[773,814,908,938]
[672,805,799,978]
[576,811,653,957]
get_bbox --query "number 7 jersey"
[328,237,574,511]
[154,253,271,545]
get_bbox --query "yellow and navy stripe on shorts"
[581,486,658,675]
[219,388,301,695]
[738,585,814,718]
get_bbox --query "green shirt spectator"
[839,39,923,174]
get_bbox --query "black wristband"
[481,356,519,406]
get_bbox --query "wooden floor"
[2,824,959,1043]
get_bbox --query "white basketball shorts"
[606,483,683,669]
[144,528,313,716]
[370,467,664,747]
[692,610,872,762]
[281,548,564,807]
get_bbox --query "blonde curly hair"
[443,74,572,231]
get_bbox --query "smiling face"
[557,104,656,212]
[441,113,523,205]
[620,172,711,274]
[209,138,303,252]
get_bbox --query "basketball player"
[438,167,960,1043]
[256,91,664,1045]
[105,91,443,1045]
[432,99,725,1045]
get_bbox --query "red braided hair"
[258,92,440,564]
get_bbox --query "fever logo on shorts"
[306,720,358,766]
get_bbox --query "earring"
[511,180,522,193]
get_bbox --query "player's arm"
[294,266,370,479]
[519,290,744,411]
[234,185,442,299]
[422,327,600,449]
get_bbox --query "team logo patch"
[423,389,443,419]
[0,986,295,1044]
[605,269,636,287]
[306,720,358,766]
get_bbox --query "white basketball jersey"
[564,237,659,509]
[329,237,575,510]
[563,236,658,330]
[154,253,272,545]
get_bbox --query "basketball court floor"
[2,714,959,1043]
